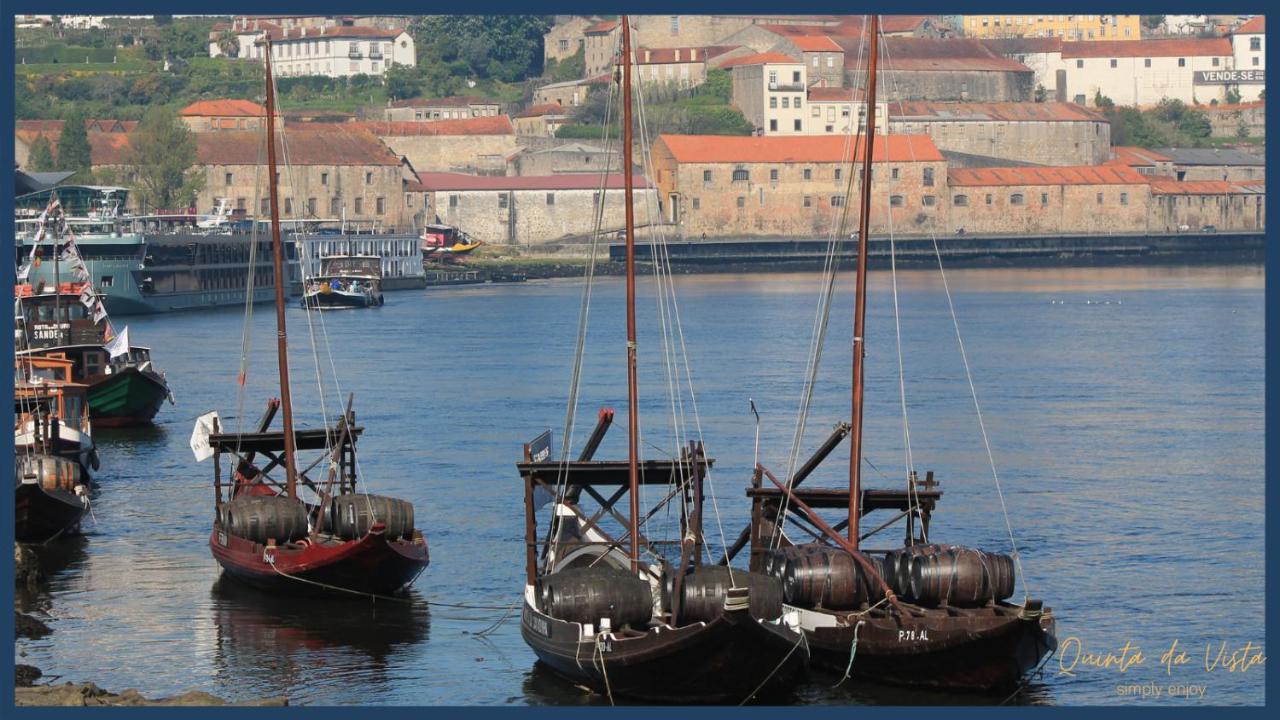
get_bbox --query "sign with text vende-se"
[1193,69,1266,85]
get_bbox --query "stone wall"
[424,186,654,244]
[378,134,520,174]
[194,162,411,229]
[868,69,1035,102]
[1203,103,1265,138]
[1148,189,1265,232]
[887,118,1110,165]
[948,182,1151,234]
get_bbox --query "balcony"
[348,49,363,59]
[368,50,383,60]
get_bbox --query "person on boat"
[233,459,275,498]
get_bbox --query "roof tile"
[657,134,943,164]
[948,165,1149,186]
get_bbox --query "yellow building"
[963,14,1141,41]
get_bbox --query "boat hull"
[521,597,807,704]
[209,524,429,597]
[86,367,170,427]
[301,289,383,310]
[799,603,1056,692]
[15,482,87,544]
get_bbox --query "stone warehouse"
[382,96,503,122]
[844,38,1036,102]
[1147,179,1265,232]
[946,166,1152,234]
[650,133,949,237]
[414,173,653,245]
[886,101,1110,166]
[85,126,416,228]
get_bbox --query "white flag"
[103,325,129,359]
[92,301,107,324]
[16,263,31,282]
[80,286,95,308]
[190,411,220,462]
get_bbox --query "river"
[15,263,1265,706]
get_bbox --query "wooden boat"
[301,254,385,310]
[15,357,94,543]
[733,16,1055,694]
[199,39,428,599]
[421,224,481,258]
[15,281,172,427]
[15,356,98,477]
[517,17,807,705]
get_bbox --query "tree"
[57,108,94,180]
[124,106,204,211]
[410,15,552,83]
[1094,91,1115,110]
[27,134,56,171]
[217,30,240,59]
[1034,84,1048,103]
[1141,15,1164,31]
[1226,87,1242,105]
[384,64,421,101]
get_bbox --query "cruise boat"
[301,255,385,310]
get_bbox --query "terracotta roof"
[807,87,868,101]
[584,20,618,35]
[1148,178,1252,195]
[1107,146,1172,166]
[719,52,802,68]
[841,38,1031,72]
[180,99,266,117]
[948,165,1149,186]
[264,25,403,42]
[634,46,736,65]
[16,119,138,133]
[981,37,1064,55]
[415,173,648,191]
[190,127,401,166]
[888,101,1105,123]
[835,15,932,35]
[347,115,515,136]
[1235,16,1264,34]
[789,35,843,52]
[1062,38,1232,59]
[516,103,569,119]
[757,24,837,38]
[88,133,134,166]
[211,20,282,34]
[656,134,943,164]
[389,95,498,109]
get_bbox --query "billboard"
[1193,69,1266,85]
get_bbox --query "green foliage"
[1094,91,1115,110]
[409,15,552,84]
[567,77,753,138]
[696,69,733,104]
[384,65,422,101]
[1141,15,1164,31]
[124,106,203,211]
[1102,98,1214,149]
[554,124,608,139]
[1226,88,1242,105]
[57,108,94,180]
[1034,84,1047,103]
[544,45,584,83]
[27,134,56,171]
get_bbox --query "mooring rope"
[739,626,808,705]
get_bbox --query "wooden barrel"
[888,543,948,601]
[675,565,783,623]
[322,493,416,540]
[222,495,309,544]
[782,545,884,610]
[17,454,82,493]
[538,567,653,629]
[761,545,807,581]
[910,547,1017,607]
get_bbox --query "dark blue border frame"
[3,1,1272,717]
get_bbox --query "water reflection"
[800,667,1055,706]
[202,578,431,700]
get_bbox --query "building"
[359,116,519,174]
[962,14,1141,41]
[947,165,1152,234]
[1147,178,1265,232]
[631,46,737,89]
[650,133,948,237]
[628,15,840,49]
[1159,16,1211,36]
[1058,38,1235,107]
[507,142,627,177]
[544,15,596,64]
[1155,147,1265,182]
[845,38,1036,102]
[383,96,502,122]
[583,20,621,79]
[414,173,652,245]
[533,76,611,108]
[724,53,809,135]
[1201,101,1266,138]
[805,87,888,135]
[15,119,137,169]
[178,100,269,133]
[1229,16,1265,101]
[980,37,1065,99]
[514,104,574,137]
[210,21,415,78]
[1105,146,1176,177]
[886,101,1110,166]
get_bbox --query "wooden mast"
[848,15,880,547]
[263,38,299,498]
[621,16,641,574]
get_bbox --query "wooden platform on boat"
[517,458,713,487]
[746,486,940,514]
[208,427,363,453]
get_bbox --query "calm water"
[15,265,1265,706]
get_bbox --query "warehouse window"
[953,194,968,206]
[321,172,329,185]
[703,170,712,182]
[985,194,993,205]
[923,167,934,186]
[1250,37,1261,51]
[733,168,750,182]
[1076,59,1084,68]
[1144,58,1151,68]
[770,169,779,181]
[354,198,363,214]
[1110,59,1117,68]
[736,196,745,208]
[1120,192,1128,205]
[376,197,385,215]
[546,193,555,205]
[803,168,812,180]
[890,195,904,207]
[307,198,316,216]
[692,197,700,209]
[770,119,778,131]
[1212,57,1220,67]
[1041,193,1049,205]
[1010,193,1025,205]
[365,172,373,184]
[1178,58,1186,67]
[285,198,293,214]
[449,195,458,207]
[498,194,508,209]
[891,168,900,180]
[331,197,341,214]
[1096,192,1104,204]
[835,168,843,181]
[770,97,778,109]
[225,172,233,186]
[921,195,936,207]
[794,119,802,131]
[803,196,812,207]
[831,196,844,207]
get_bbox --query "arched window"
[953,194,969,206]
[889,195,905,207]
[1010,192,1025,205]
[732,168,750,182]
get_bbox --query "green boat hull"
[87,368,170,427]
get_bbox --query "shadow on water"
[799,666,1056,706]
[16,536,91,612]
[207,577,431,675]
[519,659,803,706]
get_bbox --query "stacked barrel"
[762,543,1015,609]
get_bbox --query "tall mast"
[264,39,299,498]
[848,15,880,547]
[621,16,641,574]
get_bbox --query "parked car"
[1177,223,1191,232]
[1202,224,1217,233]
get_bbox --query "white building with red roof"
[209,16,414,78]
[1057,38,1236,107]
[1230,16,1265,101]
